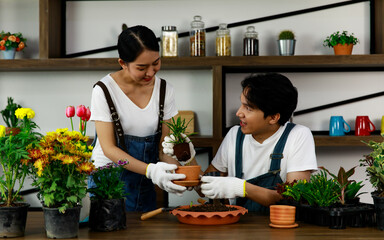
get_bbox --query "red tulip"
[65,106,75,118]
[81,107,91,121]
[76,105,86,118]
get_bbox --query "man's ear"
[269,113,280,124]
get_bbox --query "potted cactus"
[278,30,296,56]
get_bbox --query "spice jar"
[190,15,206,57]
[161,26,178,57]
[243,26,259,56]
[216,23,231,56]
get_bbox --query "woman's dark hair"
[117,25,159,63]
[241,73,298,125]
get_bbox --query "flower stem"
[70,117,74,131]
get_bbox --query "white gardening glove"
[146,162,187,196]
[162,133,196,165]
[200,176,246,199]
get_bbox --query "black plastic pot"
[0,203,30,237]
[372,192,384,231]
[89,198,126,232]
[43,205,81,239]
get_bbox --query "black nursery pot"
[89,198,126,232]
[372,193,384,231]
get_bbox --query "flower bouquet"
[0,31,27,51]
[87,160,128,231]
[0,107,41,237]
[1,97,22,135]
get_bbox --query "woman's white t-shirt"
[212,123,318,182]
[90,74,178,167]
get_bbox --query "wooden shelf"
[2,55,384,71]
[314,135,383,147]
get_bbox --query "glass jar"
[216,23,231,56]
[243,26,259,56]
[161,26,178,57]
[190,15,206,57]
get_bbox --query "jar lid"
[245,26,258,38]
[216,23,230,36]
[191,15,204,29]
[162,26,177,31]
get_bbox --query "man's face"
[236,92,277,142]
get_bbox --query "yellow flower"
[15,108,35,119]
[0,125,5,138]
[61,155,75,164]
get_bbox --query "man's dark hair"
[117,25,159,63]
[241,73,298,125]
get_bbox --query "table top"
[21,211,384,240]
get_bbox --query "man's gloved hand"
[200,176,246,199]
[146,162,187,196]
[162,133,196,165]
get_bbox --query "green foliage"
[320,166,365,204]
[277,179,306,203]
[88,161,127,200]
[162,116,196,144]
[1,97,22,128]
[360,137,384,197]
[323,31,359,48]
[278,30,295,40]
[0,108,41,206]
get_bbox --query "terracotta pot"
[333,43,353,55]
[270,205,296,225]
[173,142,191,162]
[175,165,201,181]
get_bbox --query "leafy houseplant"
[323,31,359,55]
[163,116,196,163]
[0,108,41,207]
[0,31,27,51]
[27,128,95,213]
[87,161,128,232]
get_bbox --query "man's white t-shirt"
[212,123,318,182]
[90,74,178,167]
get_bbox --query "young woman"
[89,25,187,212]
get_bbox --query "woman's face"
[124,49,161,85]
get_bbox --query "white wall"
[1,0,377,206]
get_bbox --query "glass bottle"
[190,15,206,57]
[161,26,178,57]
[216,23,231,56]
[243,26,259,56]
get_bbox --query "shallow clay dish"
[170,205,248,225]
[172,180,200,187]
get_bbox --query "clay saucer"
[172,180,200,187]
[269,223,299,229]
[170,205,248,225]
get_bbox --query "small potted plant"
[0,31,27,59]
[277,30,296,56]
[162,116,199,186]
[1,97,22,135]
[87,160,128,232]
[323,31,359,55]
[0,107,41,237]
[27,106,94,238]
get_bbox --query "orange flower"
[77,162,95,174]
[8,35,16,42]
[0,40,4,46]
[17,42,25,51]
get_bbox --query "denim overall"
[235,123,295,213]
[90,79,166,212]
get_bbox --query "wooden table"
[21,211,384,239]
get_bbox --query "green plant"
[277,179,306,203]
[27,128,95,213]
[162,116,196,144]
[88,160,127,200]
[320,166,365,204]
[1,97,22,128]
[323,31,359,48]
[360,138,384,197]
[0,31,27,51]
[0,108,41,207]
[278,30,295,40]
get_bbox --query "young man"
[200,73,318,212]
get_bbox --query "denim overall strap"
[235,123,296,212]
[235,127,246,179]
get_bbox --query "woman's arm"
[95,121,148,175]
